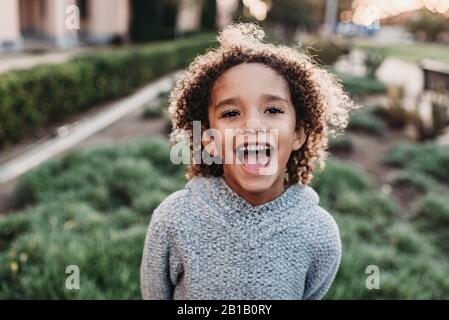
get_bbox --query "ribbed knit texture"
[140,176,341,300]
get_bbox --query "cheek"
[274,122,296,144]
[209,126,232,158]
[274,127,297,165]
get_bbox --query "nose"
[242,110,267,134]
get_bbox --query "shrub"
[315,157,449,299]
[336,73,386,96]
[391,170,446,195]
[0,213,31,252]
[405,8,449,42]
[385,223,435,256]
[408,93,449,141]
[13,137,186,211]
[382,86,409,129]
[414,194,449,253]
[334,191,398,219]
[0,34,214,147]
[2,138,449,299]
[1,137,187,299]
[364,48,385,78]
[415,194,449,229]
[328,134,354,153]
[348,108,385,137]
[384,143,449,185]
[384,143,421,167]
[326,213,449,299]
[306,39,350,66]
[312,159,373,209]
[142,106,164,119]
[0,202,146,299]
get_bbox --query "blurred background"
[0,0,448,299]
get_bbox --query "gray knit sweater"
[140,176,341,300]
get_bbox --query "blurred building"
[0,0,231,53]
[0,0,130,52]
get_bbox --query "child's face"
[207,63,306,204]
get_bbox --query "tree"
[406,9,449,42]
[130,0,178,41]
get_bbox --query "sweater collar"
[186,176,319,218]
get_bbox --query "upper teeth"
[238,145,270,152]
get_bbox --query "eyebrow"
[214,97,241,110]
[261,94,289,103]
[214,94,288,110]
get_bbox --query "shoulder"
[153,188,191,217]
[148,185,192,233]
[148,176,217,233]
[307,205,342,260]
[294,184,340,243]
[310,205,340,240]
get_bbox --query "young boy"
[140,23,354,300]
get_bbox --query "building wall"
[1,0,131,51]
[176,0,202,33]
[42,0,78,47]
[216,0,238,28]
[86,0,130,43]
[1,0,220,51]
[0,0,21,51]
[16,0,78,48]
[19,0,40,32]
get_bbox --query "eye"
[220,109,240,118]
[264,106,285,114]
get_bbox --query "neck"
[223,174,285,207]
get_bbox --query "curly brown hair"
[168,23,355,186]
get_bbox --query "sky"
[351,0,449,25]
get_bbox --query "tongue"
[243,162,264,171]
[243,152,269,171]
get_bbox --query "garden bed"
[0,130,448,298]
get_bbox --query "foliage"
[328,134,354,153]
[364,48,386,78]
[348,106,385,137]
[1,140,449,299]
[0,137,186,299]
[314,158,449,299]
[0,34,214,147]
[306,38,350,66]
[384,142,449,185]
[336,73,387,96]
[406,9,449,42]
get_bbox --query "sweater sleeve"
[303,207,342,300]
[140,206,177,300]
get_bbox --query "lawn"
[1,132,448,299]
[353,39,449,64]
[0,138,185,299]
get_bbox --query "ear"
[292,126,307,151]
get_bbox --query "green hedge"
[0,34,214,147]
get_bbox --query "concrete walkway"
[0,70,181,186]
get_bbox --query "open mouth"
[235,142,272,174]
